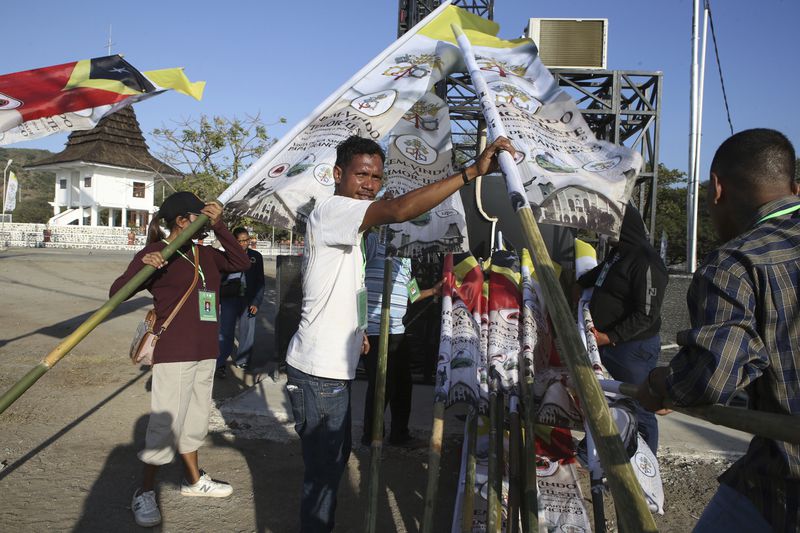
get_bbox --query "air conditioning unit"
[524,18,608,69]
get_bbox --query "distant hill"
[0,147,57,223]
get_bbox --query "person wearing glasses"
[216,227,265,377]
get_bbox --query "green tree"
[653,163,716,266]
[0,147,58,224]
[152,114,285,230]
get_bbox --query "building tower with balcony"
[27,106,180,228]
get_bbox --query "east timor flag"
[0,55,155,122]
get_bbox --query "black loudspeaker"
[275,255,304,362]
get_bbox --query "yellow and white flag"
[4,171,18,212]
[223,3,641,244]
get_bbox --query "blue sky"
[4,0,798,181]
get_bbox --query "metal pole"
[365,256,393,533]
[0,211,212,415]
[693,6,710,209]
[452,25,658,532]
[687,0,702,272]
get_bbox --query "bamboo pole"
[603,381,800,445]
[508,399,523,533]
[519,251,539,533]
[451,25,658,533]
[460,407,479,533]
[0,213,212,415]
[364,256,393,533]
[422,400,446,533]
[487,384,504,533]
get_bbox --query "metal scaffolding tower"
[396,1,662,237]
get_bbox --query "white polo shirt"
[286,195,372,380]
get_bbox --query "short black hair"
[335,136,385,170]
[233,227,249,238]
[711,128,796,191]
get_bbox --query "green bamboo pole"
[422,400,446,533]
[0,213,212,416]
[487,384,504,533]
[364,256,393,533]
[508,403,523,533]
[613,382,800,445]
[460,407,479,533]
[519,309,539,533]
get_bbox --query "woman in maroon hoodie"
[110,192,250,528]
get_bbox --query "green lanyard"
[164,240,206,288]
[360,237,367,284]
[757,204,800,225]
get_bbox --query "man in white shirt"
[285,134,513,532]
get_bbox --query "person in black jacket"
[216,227,265,377]
[577,203,668,454]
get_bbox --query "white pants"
[138,359,215,466]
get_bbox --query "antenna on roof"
[106,24,114,56]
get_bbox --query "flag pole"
[422,399,446,533]
[487,380,504,533]
[0,212,212,415]
[519,249,539,533]
[460,407,479,532]
[2,158,11,246]
[508,398,523,533]
[364,255,393,533]
[451,24,658,533]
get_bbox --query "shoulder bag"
[129,245,200,366]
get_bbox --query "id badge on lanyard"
[356,287,368,330]
[198,290,217,321]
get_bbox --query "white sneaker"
[180,470,233,498]
[132,489,162,527]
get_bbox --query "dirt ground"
[0,248,728,532]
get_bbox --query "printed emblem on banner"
[402,101,442,131]
[395,134,437,165]
[0,93,22,110]
[350,90,396,117]
[634,451,657,477]
[313,164,334,186]
[560,525,587,533]
[536,457,559,477]
[286,154,315,177]
[382,53,443,80]
[410,211,431,226]
[498,309,520,324]
[268,163,289,178]
[491,82,540,113]
[534,151,577,174]
[476,55,527,78]
[436,208,458,218]
[582,156,622,173]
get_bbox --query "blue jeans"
[286,365,352,533]
[217,297,244,368]
[600,335,660,454]
[694,483,772,532]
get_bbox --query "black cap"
[158,191,205,223]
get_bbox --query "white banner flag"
[451,23,642,236]
[4,171,17,212]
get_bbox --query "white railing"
[0,223,303,254]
